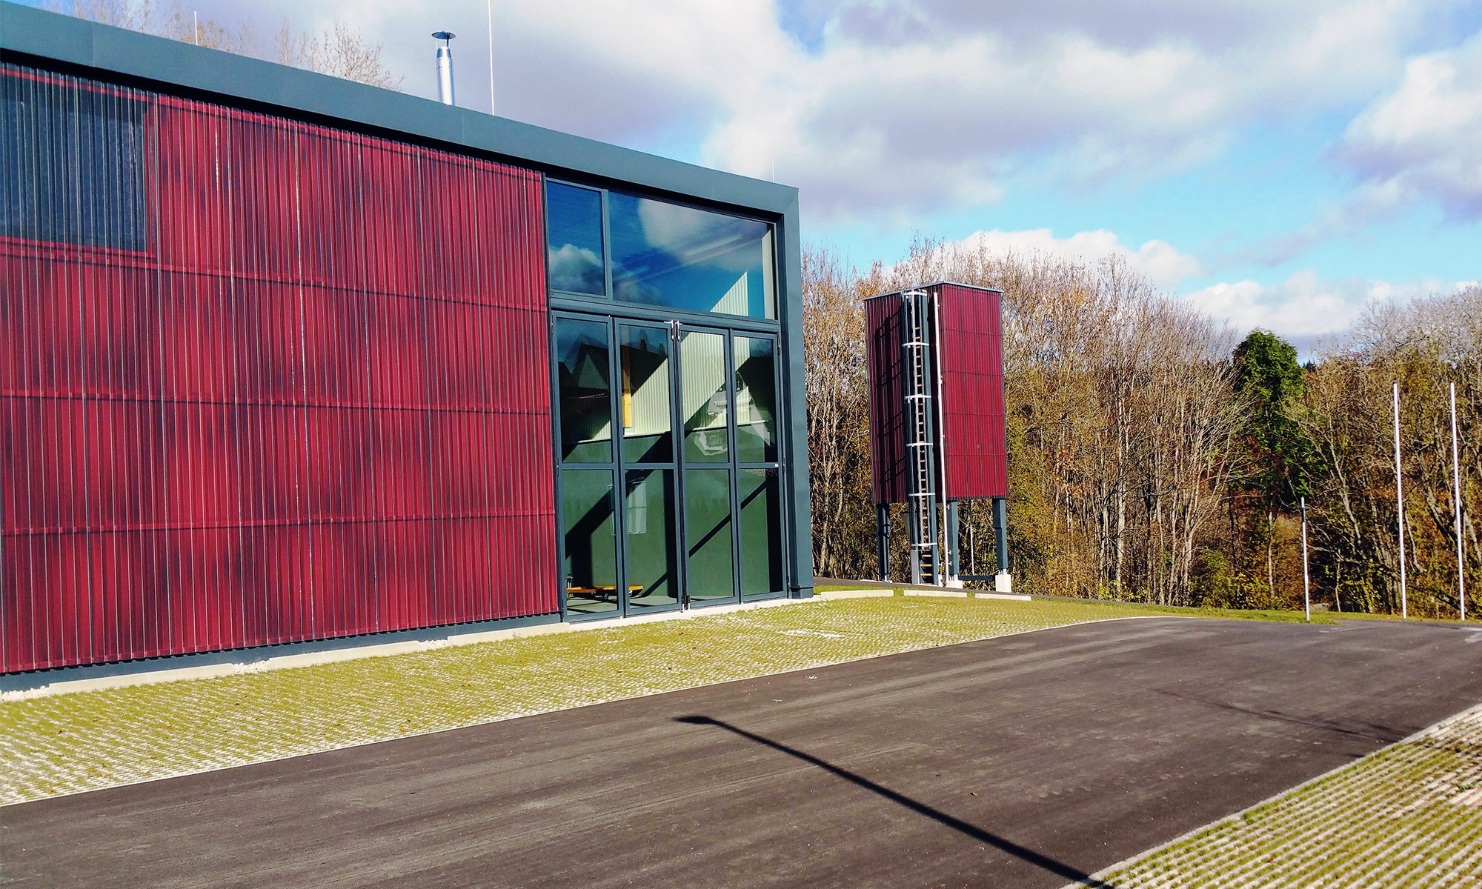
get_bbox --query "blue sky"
[29,0,1482,352]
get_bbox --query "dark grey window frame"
[550,309,788,621]
[545,177,780,323]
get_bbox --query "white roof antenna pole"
[487,0,495,115]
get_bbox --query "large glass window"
[734,336,778,463]
[738,468,784,597]
[0,71,148,249]
[546,182,606,295]
[684,468,735,603]
[610,193,775,319]
[619,326,673,464]
[624,469,679,609]
[562,469,620,616]
[681,330,729,462]
[545,180,777,320]
[555,317,613,463]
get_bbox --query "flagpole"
[1301,496,1311,622]
[487,0,496,115]
[1394,381,1407,619]
[1452,381,1466,621]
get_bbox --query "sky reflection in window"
[546,181,605,296]
[609,192,775,319]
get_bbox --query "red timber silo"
[864,283,1009,588]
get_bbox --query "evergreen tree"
[1233,330,1313,509]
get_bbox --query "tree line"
[805,238,1479,617]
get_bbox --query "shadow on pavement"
[1156,689,1405,745]
[675,714,1118,889]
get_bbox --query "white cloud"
[1341,30,1482,219]
[703,0,1441,221]
[189,0,1449,224]
[944,228,1203,290]
[1180,271,1474,350]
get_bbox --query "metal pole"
[1394,381,1407,619]
[1452,381,1467,621]
[487,0,496,115]
[993,497,1011,594]
[994,498,1008,573]
[969,522,975,576]
[946,500,961,585]
[1301,496,1310,622]
[932,289,950,587]
[876,504,891,583]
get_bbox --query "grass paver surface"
[1,596,1159,805]
[8,595,1479,888]
[1087,704,1482,888]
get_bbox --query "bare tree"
[274,20,402,90]
[50,1,401,90]
[801,245,880,578]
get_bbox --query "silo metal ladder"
[901,290,940,586]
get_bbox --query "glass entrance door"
[555,314,785,619]
[618,323,681,613]
[679,328,737,606]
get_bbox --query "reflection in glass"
[620,326,673,464]
[739,468,784,597]
[681,330,729,462]
[555,317,612,463]
[625,470,679,610]
[0,73,148,249]
[563,469,619,616]
[609,192,776,319]
[734,336,777,463]
[685,469,735,604]
[546,182,606,295]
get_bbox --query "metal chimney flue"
[433,31,456,106]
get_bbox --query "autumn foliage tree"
[801,242,1476,618]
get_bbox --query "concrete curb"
[904,590,1032,602]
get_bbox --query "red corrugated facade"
[0,62,557,673]
[865,282,1007,505]
[936,283,1008,500]
[865,291,906,506]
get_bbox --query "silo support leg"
[876,504,891,583]
[946,500,962,588]
[993,497,1012,594]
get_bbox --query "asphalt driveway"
[4,617,1481,888]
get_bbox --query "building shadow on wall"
[674,715,1119,888]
